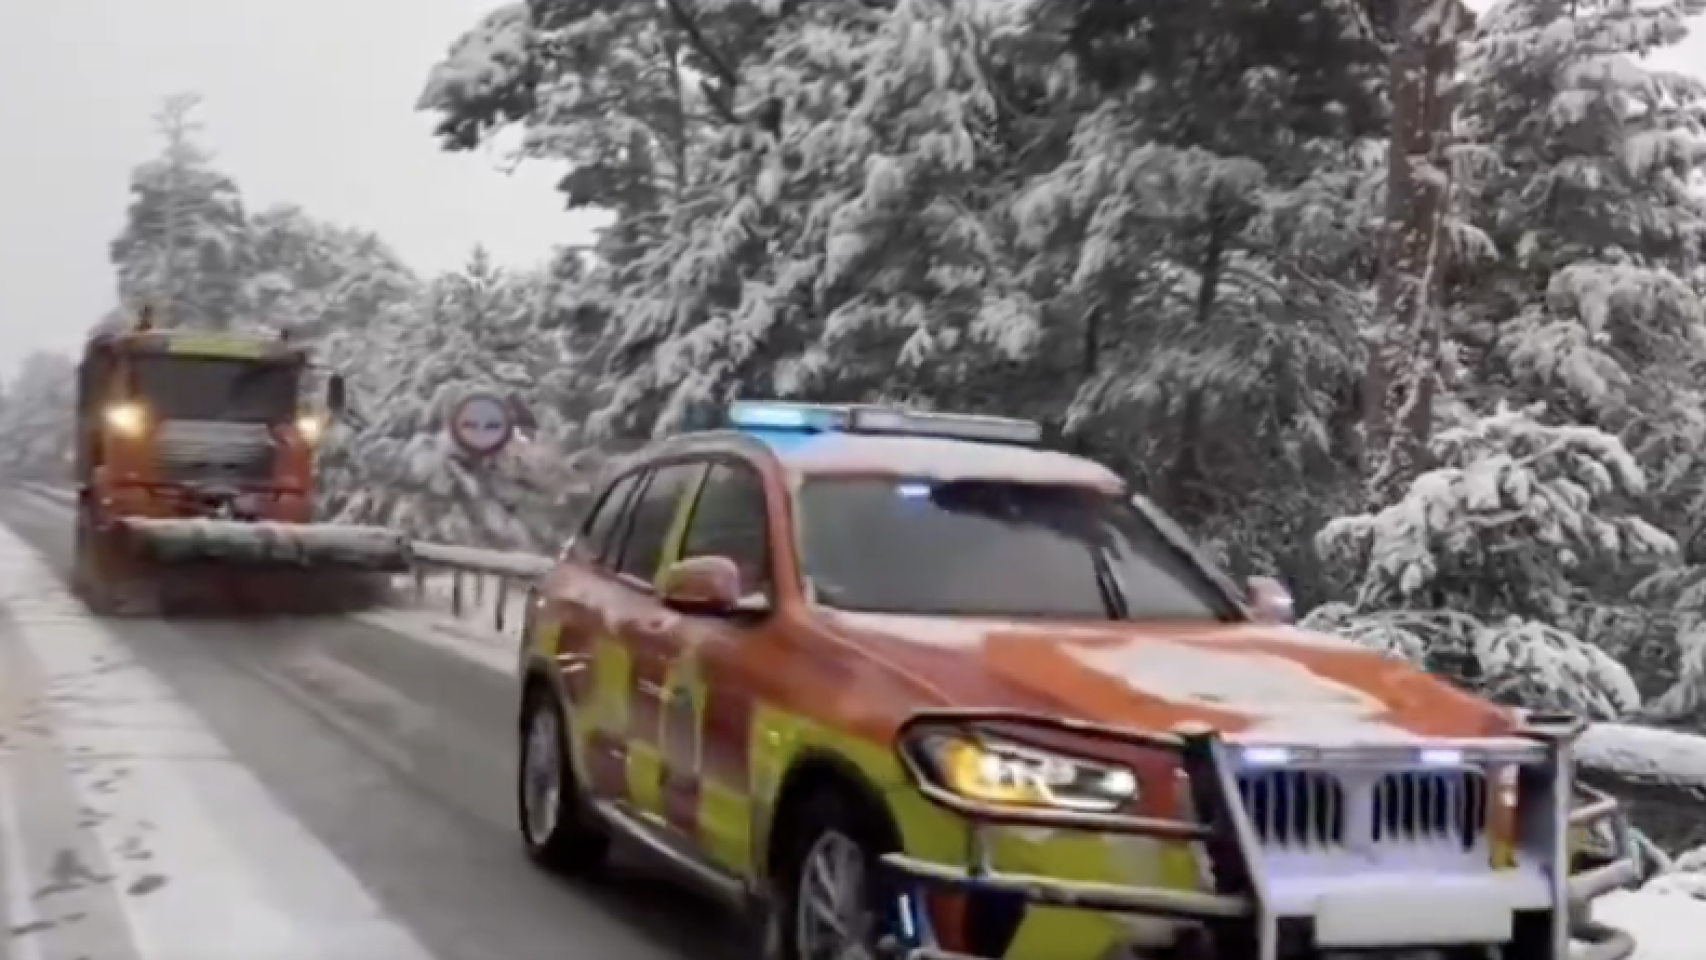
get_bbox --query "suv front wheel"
[516,686,610,872]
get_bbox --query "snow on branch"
[1308,403,1673,717]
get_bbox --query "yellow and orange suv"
[514,401,1640,960]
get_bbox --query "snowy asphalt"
[0,489,740,960]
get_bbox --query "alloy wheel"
[521,703,562,844]
[795,829,877,960]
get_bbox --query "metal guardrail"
[404,541,550,636]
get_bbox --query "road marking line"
[0,523,442,960]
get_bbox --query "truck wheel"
[516,685,609,873]
[772,791,897,960]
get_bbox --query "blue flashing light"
[724,399,1043,447]
[895,482,933,499]
[1242,746,1293,765]
[1419,747,1464,766]
[727,401,848,433]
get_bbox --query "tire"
[770,790,899,960]
[516,684,610,873]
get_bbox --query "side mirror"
[1247,575,1295,624]
[326,373,347,415]
[660,555,743,615]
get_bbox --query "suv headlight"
[904,733,1139,812]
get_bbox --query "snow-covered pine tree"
[1434,0,1706,712]
[419,0,819,440]
[1309,404,1673,718]
[1455,0,1706,488]
[108,94,253,329]
[244,205,417,340]
[329,248,571,549]
[588,0,1049,438]
[0,351,77,482]
[1007,0,1389,587]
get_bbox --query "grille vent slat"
[1237,768,1488,851]
[153,421,276,485]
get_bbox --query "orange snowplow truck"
[71,309,410,615]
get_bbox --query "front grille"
[1236,767,1488,851]
[153,420,276,486]
[1373,770,1488,848]
[1238,770,1345,847]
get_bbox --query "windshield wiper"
[1092,551,1130,620]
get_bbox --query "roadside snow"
[1600,887,1706,959]
[394,568,532,638]
[1578,722,1706,790]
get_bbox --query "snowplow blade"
[77,518,412,617]
[118,518,412,571]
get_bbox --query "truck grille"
[153,420,276,486]
[1237,768,1488,851]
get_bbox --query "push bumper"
[880,710,1641,960]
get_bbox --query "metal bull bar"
[880,708,1640,960]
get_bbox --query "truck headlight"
[296,415,323,442]
[905,734,1139,812]
[104,403,145,437]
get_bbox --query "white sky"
[0,2,1700,379]
[0,0,599,376]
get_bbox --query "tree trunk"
[1362,0,1471,506]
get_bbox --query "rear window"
[794,478,1237,621]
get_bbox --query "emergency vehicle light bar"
[726,401,1043,446]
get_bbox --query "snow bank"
[1599,887,1706,959]
[1578,722,1706,791]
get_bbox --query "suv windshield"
[795,477,1240,621]
[132,356,301,423]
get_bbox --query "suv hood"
[825,612,1515,743]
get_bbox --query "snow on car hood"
[824,611,1515,742]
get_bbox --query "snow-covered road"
[4,488,1706,960]
[0,490,741,960]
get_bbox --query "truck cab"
[76,324,336,523]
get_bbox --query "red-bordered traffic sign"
[447,391,515,457]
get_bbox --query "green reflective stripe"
[164,334,270,358]
[627,741,664,812]
[747,702,1199,960]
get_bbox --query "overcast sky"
[0,3,1700,379]
[0,0,600,376]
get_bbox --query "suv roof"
[763,431,1124,490]
[626,402,1125,491]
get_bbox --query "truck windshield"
[795,477,1242,621]
[132,357,300,423]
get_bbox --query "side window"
[578,472,641,567]
[681,462,772,595]
[615,462,706,583]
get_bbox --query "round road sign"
[448,392,515,457]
